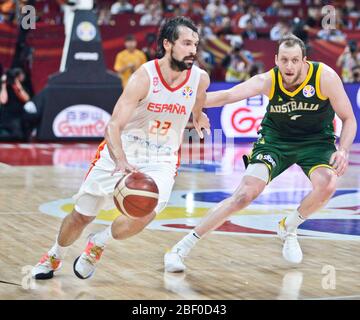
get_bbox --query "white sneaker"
[73,234,105,279]
[278,218,303,264]
[32,253,62,280]
[164,249,186,273]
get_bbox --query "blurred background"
[0,0,359,143]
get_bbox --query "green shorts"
[246,136,336,183]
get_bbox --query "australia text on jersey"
[270,101,320,113]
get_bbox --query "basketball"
[113,172,159,219]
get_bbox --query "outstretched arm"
[205,71,272,108]
[192,71,211,138]
[105,66,149,174]
[321,64,357,176]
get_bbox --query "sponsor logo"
[152,77,161,93]
[147,102,186,115]
[290,114,302,120]
[52,105,111,137]
[221,95,268,138]
[39,188,360,240]
[303,85,315,98]
[76,21,96,42]
[263,154,276,167]
[74,52,99,61]
[182,86,193,99]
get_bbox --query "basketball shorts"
[73,146,177,217]
[246,135,336,183]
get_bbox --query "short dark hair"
[156,16,198,58]
[125,34,136,42]
[278,34,306,57]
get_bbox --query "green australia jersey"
[259,61,335,142]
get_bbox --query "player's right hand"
[111,158,137,175]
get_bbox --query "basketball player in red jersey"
[32,17,210,280]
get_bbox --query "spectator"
[342,0,359,18]
[0,65,7,105]
[242,20,258,40]
[134,0,151,15]
[352,65,360,82]
[205,0,228,19]
[110,0,133,15]
[195,40,216,76]
[113,34,147,88]
[139,3,162,26]
[317,28,346,43]
[0,68,35,141]
[238,5,267,28]
[266,0,282,16]
[337,40,360,83]
[270,20,291,41]
[231,0,248,15]
[222,44,252,82]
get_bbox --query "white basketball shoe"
[277,218,303,264]
[164,247,187,273]
[32,253,63,279]
[73,234,105,279]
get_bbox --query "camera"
[5,68,24,85]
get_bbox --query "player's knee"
[314,172,337,198]
[230,188,259,210]
[71,210,95,226]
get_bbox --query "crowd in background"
[1,0,360,141]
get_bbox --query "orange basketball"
[113,172,159,219]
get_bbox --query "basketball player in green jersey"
[164,34,357,271]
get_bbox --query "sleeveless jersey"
[105,59,203,163]
[259,61,335,142]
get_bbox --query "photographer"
[337,40,360,83]
[0,68,34,141]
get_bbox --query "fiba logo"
[303,85,315,98]
[76,22,96,42]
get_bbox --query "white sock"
[48,236,68,259]
[285,210,306,233]
[172,231,201,257]
[92,226,114,247]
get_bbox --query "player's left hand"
[329,149,349,176]
[193,111,210,139]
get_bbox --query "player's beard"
[282,68,302,86]
[170,48,196,71]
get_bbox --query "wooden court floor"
[0,142,359,300]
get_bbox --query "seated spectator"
[231,0,248,15]
[238,5,267,28]
[317,28,346,43]
[337,40,360,83]
[113,34,147,88]
[352,65,360,82]
[139,3,162,26]
[266,0,282,16]
[270,20,291,41]
[342,0,359,18]
[134,0,151,15]
[242,20,258,40]
[222,44,252,82]
[110,0,133,15]
[205,0,228,19]
[195,40,216,76]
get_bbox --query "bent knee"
[230,187,262,209]
[72,210,95,226]
[313,172,337,196]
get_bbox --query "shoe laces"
[284,233,299,248]
[39,253,61,270]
